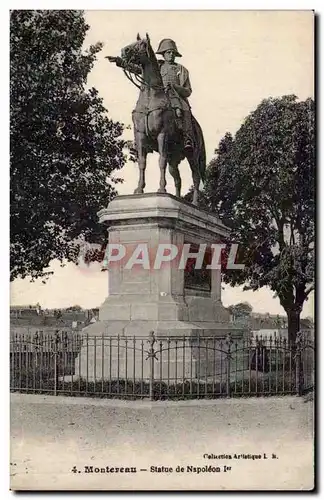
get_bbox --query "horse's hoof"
[134,188,144,194]
[157,188,167,194]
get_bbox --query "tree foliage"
[10,10,126,281]
[228,302,253,318]
[202,95,314,342]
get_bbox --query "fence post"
[295,331,304,396]
[33,331,38,393]
[54,331,60,396]
[225,333,233,398]
[147,331,157,401]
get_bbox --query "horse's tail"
[192,116,207,184]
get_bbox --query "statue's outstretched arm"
[106,56,142,75]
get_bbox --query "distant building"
[230,310,314,337]
[10,305,40,318]
[251,329,288,340]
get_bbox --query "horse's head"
[121,33,153,67]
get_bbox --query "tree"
[54,309,62,319]
[67,305,82,312]
[203,95,314,344]
[10,10,126,282]
[228,302,253,323]
[229,302,253,317]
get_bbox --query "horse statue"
[107,33,206,205]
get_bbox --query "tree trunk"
[287,308,301,345]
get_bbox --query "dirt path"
[10,393,314,491]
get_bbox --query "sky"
[10,10,314,317]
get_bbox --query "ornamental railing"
[10,330,314,400]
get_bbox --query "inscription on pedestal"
[184,243,212,294]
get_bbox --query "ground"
[10,393,314,491]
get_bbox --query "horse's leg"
[168,158,181,198]
[188,155,200,205]
[134,133,147,194]
[157,133,168,193]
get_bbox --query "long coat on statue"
[158,60,192,112]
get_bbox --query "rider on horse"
[156,39,194,151]
[114,38,194,151]
[107,34,206,204]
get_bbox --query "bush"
[10,372,298,400]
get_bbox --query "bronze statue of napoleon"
[107,34,206,205]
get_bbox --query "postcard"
[10,9,315,491]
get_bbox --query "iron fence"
[10,330,314,400]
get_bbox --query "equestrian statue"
[107,34,206,205]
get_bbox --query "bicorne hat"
[156,39,182,57]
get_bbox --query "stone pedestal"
[75,193,245,381]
